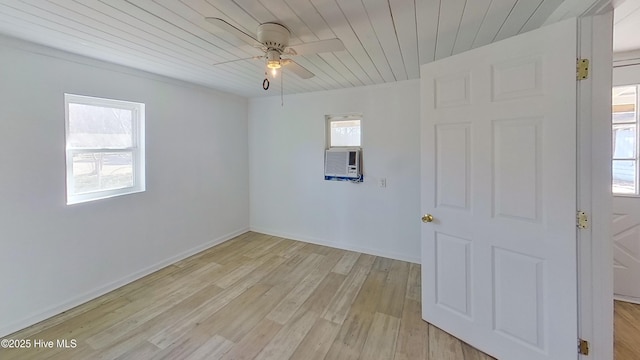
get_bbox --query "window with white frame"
[612,85,639,195]
[326,114,361,148]
[65,94,145,204]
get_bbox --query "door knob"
[422,214,434,223]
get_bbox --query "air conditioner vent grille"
[326,151,348,174]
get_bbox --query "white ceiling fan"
[205,18,345,80]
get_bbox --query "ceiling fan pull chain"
[281,70,284,107]
[263,77,270,90]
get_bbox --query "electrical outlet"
[379,178,387,188]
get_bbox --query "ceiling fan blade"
[213,56,263,66]
[285,38,345,56]
[282,59,314,79]
[205,17,259,47]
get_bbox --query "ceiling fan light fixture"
[266,50,281,69]
[267,60,281,69]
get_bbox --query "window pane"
[613,86,636,124]
[613,160,636,194]
[613,112,635,124]
[613,124,637,159]
[330,120,361,147]
[72,152,133,194]
[68,104,133,148]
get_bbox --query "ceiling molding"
[544,0,612,24]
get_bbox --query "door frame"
[577,5,614,360]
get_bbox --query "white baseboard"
[250,226,421,264]
[0,227,249,338]
[614,294,640,305]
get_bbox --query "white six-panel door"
[420,18,578,360]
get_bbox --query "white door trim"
[577,9,614,360]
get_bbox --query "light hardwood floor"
[0,232,495,360]
[615,300,640,360]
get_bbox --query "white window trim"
[65,94,145,205]
[325,113,362,149]
[612,85,640,197]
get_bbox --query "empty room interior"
[0,0,639,359]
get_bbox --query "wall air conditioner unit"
[324,148,362,182]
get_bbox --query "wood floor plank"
[324,269,387,360]
[5,281,224,360]
[86,277,222,349]
[377,260,410,318]
[259,252,325,287]
[218,318,282,360]
[212,254,329,343]
[461,341,496,360]
[150,336,200,360]
[267,250,342,324]
[181,335,234,360]
[405,263,422,301]
[322,265,370,325]
[11,261,194,349]
[168,260,223,282]
[7,278,136,340]
[360,312,401,360]
[615,300,640,360]
[332,251,361,275]
[197,232,263,265]
[428,323,466,359]
[242,235,283,259]
[290,318,341,360]
[162,283,274,352]
[322,253,376,325]
[372,256,395,273]
[214,255,267,288]
[50,345,98,360]
[150,280,248,347]
[3,295,131,354]
[393,298,429,360]
[303,242,341,256]
[213,284,285,342]
[148,254,287,349]
[298,272,348,315]
[1,233,522,360]
[253,311,319,360]
[277,240,308,259]
[258,237,297,255]
[113,340,160,360]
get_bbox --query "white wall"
[0,36,249,337]
[249,80,421,262]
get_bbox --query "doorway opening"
[611,81,640,359]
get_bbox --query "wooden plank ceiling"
[0,0,571,97]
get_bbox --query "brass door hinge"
[579,338,590,355]
[577,59,590,80]
[577,211,589,229]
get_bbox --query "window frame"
[325,113,362,149]
[612,85,640,197]
[64,93,145,205]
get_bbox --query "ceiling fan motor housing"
[257,23,290,51]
